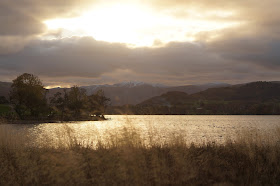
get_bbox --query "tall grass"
[1,124,280,185]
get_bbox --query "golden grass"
[0,125,280,185]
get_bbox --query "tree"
[10,73,47,119]
[50,87,111,121]
[67,86,88,119]
[88,89,110,118]
[50,89,69,120]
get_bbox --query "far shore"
[0,116,107,125]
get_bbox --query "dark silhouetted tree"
[88,89,110,118]
[67,86,87,119]
[50,89,69,120]
[10,73,47,119]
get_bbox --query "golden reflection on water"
[2,115,280,148]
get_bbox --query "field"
[1,125,280,185]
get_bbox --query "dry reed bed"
[1,125,280,185]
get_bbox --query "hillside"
[82,82,229,105]
[108,81,280,115]
[0,82,12,98]
[141,82,280,104]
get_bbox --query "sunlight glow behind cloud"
[1,0,280,86]
[44,4,242,47]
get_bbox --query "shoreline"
[0,116,107,125]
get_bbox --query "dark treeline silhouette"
[50,86,110,121]
[5,73,110,121]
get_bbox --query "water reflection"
[1,115,280,148]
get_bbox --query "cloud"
[0,37,136,79]
[0,0,280,85]
[0,36,279,86]
[0,0,95,54]
[145,0,280,43]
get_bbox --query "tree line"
[8,73,110,121]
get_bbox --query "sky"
[0,0,280,87]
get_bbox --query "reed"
[0,124,280,185]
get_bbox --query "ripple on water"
[1,115,280,147]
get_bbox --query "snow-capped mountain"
[113,81,168,88]
[113,81,146,88]
[80,81,230,105]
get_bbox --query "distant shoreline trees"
[9,73,110,121]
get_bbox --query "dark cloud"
[0,37,127,77]
[1,38,221,76]
[0,0,94,54]
[207,29,280,70]
[0,37,279,86]
[219,41,280,69]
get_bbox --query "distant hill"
[108,81,280,115]
[81,82,230,105]
[191,81,280,102]
[0,82,12,98]
[141,81,280,105]
[81,82,167,106]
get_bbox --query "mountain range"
[0,81,230,105]
[113,81,280,115]
[80,82,230,105]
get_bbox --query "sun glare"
[44,85,61,89]
[44,4,241,47]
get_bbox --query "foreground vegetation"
[1,126,280,185]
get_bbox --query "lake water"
[1,115,280,147]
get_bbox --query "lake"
[1,115,280,147]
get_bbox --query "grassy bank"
[1,126,280,185]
